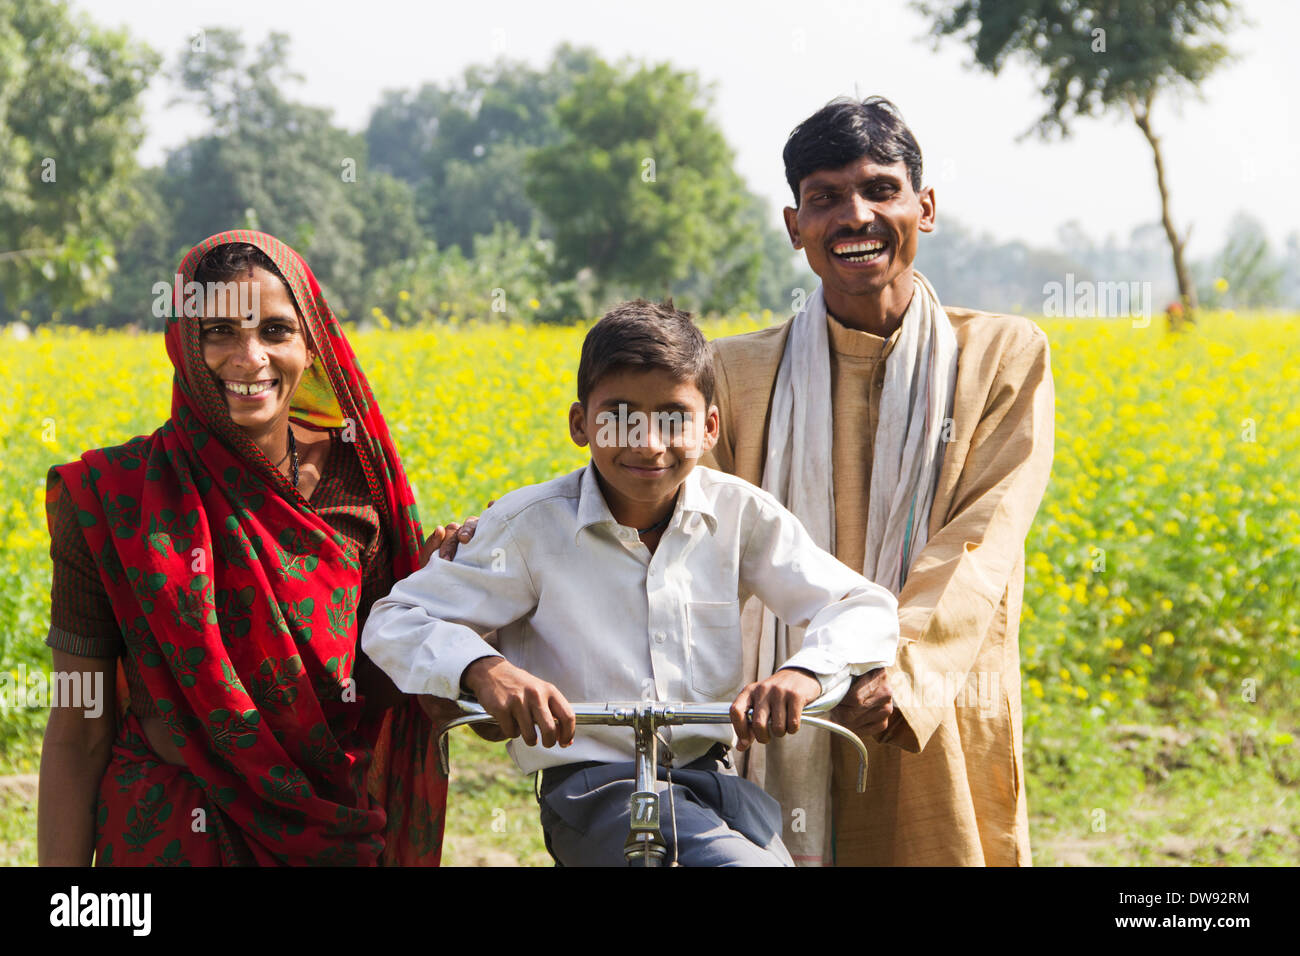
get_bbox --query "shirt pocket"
[686,600,743,700]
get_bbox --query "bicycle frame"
[436,690,871,867]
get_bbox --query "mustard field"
[3,314,1299,847]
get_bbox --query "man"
[703,96,1055,866]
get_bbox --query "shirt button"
[654,631,666,643]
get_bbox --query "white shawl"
[754,271,958,865]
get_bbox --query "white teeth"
[835,239,886,255]
[834,238,887,263]
[225,380,275,396]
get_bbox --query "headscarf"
[50,230,445,865]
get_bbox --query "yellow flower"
[1140,644,1153,656]
[1214,277,1229,293]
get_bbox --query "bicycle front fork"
[624,703,669,867]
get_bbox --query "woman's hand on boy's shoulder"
[419,499,497,566]
[730,668,823,752]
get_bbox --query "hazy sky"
[80,0,1299,258]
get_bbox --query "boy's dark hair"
[577,299,715,406]
[783,95,923,204]
[194,242,296,307]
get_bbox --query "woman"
[38,230,448,865]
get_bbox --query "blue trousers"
[536,749,794,867]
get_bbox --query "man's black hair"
[783,96,923,204]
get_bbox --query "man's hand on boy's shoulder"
[730,667,823,752]
[462,655,576,749]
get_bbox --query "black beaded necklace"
[287,428,300,488]
[636,512,672,536]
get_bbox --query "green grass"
[4,706,1297,866]
[4,316,1298,865]
[0,783,37,867]
[439,733,550,867]
[1027,706,1300,866]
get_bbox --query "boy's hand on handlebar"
[462,656,576,749]
[730,668,822,752]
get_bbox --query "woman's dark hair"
[783,95,923,204]
[193,242,295,304]
[577,299,715,406]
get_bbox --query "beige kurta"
[704,304,1055,866]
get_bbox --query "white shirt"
[362,463,899,773]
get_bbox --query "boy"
[361,299,899,866]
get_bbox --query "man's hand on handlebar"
[730,667,822,752]
[830,667,895,738]
[461,655,576,749]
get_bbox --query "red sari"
[50,230,446,865]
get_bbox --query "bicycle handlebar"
[436,691,871,792]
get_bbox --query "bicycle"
[436,686,870,867]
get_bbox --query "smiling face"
[783,156,935,322]
[569,367,719,527]
[198,265,314,437]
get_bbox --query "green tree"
[71,167,179,329]
[525,58,754,305]
[350,170,424,277]
[167,30,363,310]
[366,223,571,325]
[0,0,159,316]
[366,45,599,252]
[670,190,805,314]
[919,0,1241,323]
